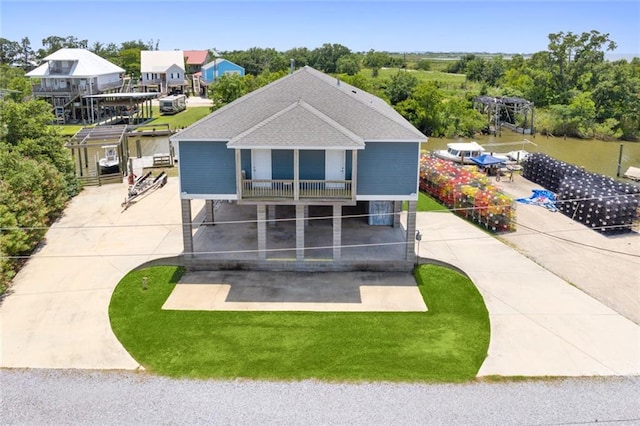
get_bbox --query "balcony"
[241,179,353,201]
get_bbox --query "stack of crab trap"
[523,153,640,234]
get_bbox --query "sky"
[1,0,639,57]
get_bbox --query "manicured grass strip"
[145,106,211,129]
[109,265,489,382]
[405,191,449,212]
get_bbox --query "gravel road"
[2,370,639,425]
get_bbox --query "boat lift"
[122,170,168,210]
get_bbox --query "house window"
[171,73,174,79]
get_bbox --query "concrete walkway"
[413,211,640,376]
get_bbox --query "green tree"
[395,81,444,136]
[591,60,640,140]
[284,47,310,69]
[37,35,88,59]
[0,64,31,101]
[386,71,418,105]
[117,48,142,78]
[0,38,20,65]
[546,30,616,103]
[0,99,78,195]
[309,43,352,73]
[208,73,246,110]
[415,59,431,71]
[225,47,287,76]
[336,54,361,75]
[363,49,391,77]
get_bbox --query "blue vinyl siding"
[202,60,245,83]
[241,150,251,179]
[357,142,419,196]
[272,150,294,179]
[179,141,236,194]
[299,150,325,180]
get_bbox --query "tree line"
[0,66,79,291]
[3,30,638,140]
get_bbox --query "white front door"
[252,149,272,188]
[325,150,345,189]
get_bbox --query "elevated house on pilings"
[473,96,534,136]
[140,50,188,96]
[171,66,427,272]
[26,48,126,125]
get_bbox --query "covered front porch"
[180,200,418,272]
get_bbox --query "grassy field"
[109,264,489,382]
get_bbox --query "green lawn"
[145,106,211,129]
[405,191,449,212]
[109,264,489,382]
[54,124,86,137]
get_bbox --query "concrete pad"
[162,271,427,312]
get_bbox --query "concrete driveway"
[0,177,189,369]
[413,211,639,376]
[1,175,638,376]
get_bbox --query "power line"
[1,191,637,232]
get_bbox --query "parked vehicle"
[159,94,187,115]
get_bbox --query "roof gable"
[227,100,365,149]
[141,50,185,73]
[201,58,243,71]
[173,66,426,145]
[184,50,209,65]
[26,48,124,77]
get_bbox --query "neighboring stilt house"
[171,66,427,271]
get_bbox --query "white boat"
[98,145,120,174]
[433,142,486,164]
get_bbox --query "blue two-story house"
[171,66,427,271]
[201,58,245,83]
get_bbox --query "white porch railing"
[241,179,352,200]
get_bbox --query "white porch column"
[333,203,341,260]
[296,204,305,261]
[351,149,358,201]
[257,205,267,260]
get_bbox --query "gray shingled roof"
[228,100,365,149]
[173,66,426,146]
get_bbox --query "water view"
[423,132,640,179]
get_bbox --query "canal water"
[423,132,640,179]
[126,132,640,180]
